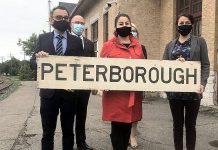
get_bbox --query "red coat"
[100,35,145,123]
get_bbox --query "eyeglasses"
[53,15,69,21]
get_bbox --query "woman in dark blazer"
[163,13,210,150]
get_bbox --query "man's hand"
[65,89,75,92]
[35,51,49,58]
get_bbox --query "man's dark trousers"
[75,90,91,145]
[40,90,76,150]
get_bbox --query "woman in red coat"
[100,13,145,150]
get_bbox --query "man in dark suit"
[30,6,83,150]
[70,15,95,150]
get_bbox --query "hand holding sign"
[35,51,49,58]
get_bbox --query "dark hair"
[50,6,69,17]
[176,13,194,25]
[114,13,131,27]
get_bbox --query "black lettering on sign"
[174,68,184,84]
[69,64,81,81]
[149,67,159,83]
[110,66,121,82]
[186,68,197,84]
[41,63,53,80]
[83,65,94,81]
[56,64,67,80]
[123,66,134,83]
[135,67,146,83]
[161,67,172,83]
[96,65,107,82]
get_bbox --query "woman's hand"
[176,56,185,62]
[91,90,98,95]
[197,85,205,94]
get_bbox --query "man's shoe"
[77,142,93,150]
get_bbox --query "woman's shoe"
[130,136,138,149]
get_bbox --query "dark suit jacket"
[76,37,95,94]
[163,36,210,86]
[30,31,83,98]
[81,37,95,57]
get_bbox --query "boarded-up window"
[177,0,202,36]
[103,12,109,42]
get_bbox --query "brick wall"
[159,0,176,59]
[216,0,218,105]
[80,0,163,59]
[119,0,161,59]
[201,0,218,105]
[80,0,119,57]
[202,0,217,70]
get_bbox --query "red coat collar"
[110,35,139,49]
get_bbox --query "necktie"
[74,34,83,49]
[77,35,84,50]
[56,34,64,55]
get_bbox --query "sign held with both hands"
[37,56,201,92]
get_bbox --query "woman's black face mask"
[116,26,132,37]
[177,25,192,36]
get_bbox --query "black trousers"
[75,90,91,145]
[40,90,76,150]
[110,121,132,150]
[169,99,201,150]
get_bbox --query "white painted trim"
[90,13,99,24]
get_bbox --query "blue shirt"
[53,31,67,54]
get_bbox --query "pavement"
[0,81,218,150]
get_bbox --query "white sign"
[37,56,201,92]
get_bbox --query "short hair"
[50,6,69,17]
[131,23,139,39]
[70,15,85,22]
[114,13,131,27]
[176,13,194,25]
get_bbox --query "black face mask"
[52,20,69,32]
[116,26,131,37]
[177,25,192,36]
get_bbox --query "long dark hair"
[114,13,131,27]
[176,13,194,25]
[114,13,131,36]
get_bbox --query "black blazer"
[82,37,95,57]
[30,31,83,98]
[75,37,95,94]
